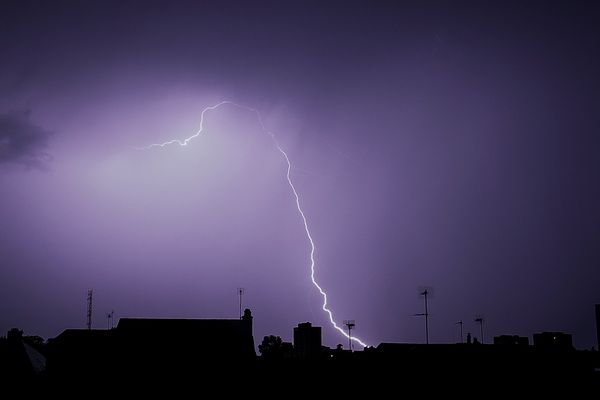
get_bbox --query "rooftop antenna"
[455,320,464,343]
[237,288,245,319]
[413,286,433,344]
[343,320,355,351]
[86,289,93,330]
[106,310,114,330]
[474,315,485,344]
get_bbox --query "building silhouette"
[494,335,529,346]
[0,328,46,379]
[47,308,255,377]
[2,309,599,384]
[533,332,573,350]
[293,322,321,359]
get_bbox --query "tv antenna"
[413,287,433,344]
[343,320,356,351]
[455,320,464,343]
[237,288,245,319]
[106,310,114,330]
[86,289,93,330]
[474,315,485,344]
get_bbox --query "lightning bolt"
[138,101,368,348]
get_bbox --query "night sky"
[1,0,599,349]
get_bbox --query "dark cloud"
[0,110,52,168]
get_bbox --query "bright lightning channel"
[139,101,368,348]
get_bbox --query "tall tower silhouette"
[343,320,355,351]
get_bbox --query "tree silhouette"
[258,335,284,359]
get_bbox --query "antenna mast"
[86,289,93,330]
[413,289,430,344]
[237,288,245,319]
[343,320,356,351]
[475,316,485,344]
[106,310,114,330]
[455,320,464,343]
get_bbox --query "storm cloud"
[0,110,52,168]
[0,1,599,349]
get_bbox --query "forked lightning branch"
[138,101,368,348]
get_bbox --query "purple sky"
[1,0,599,349]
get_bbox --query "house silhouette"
[47,308,255,377]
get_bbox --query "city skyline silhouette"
[0,1,599,383]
